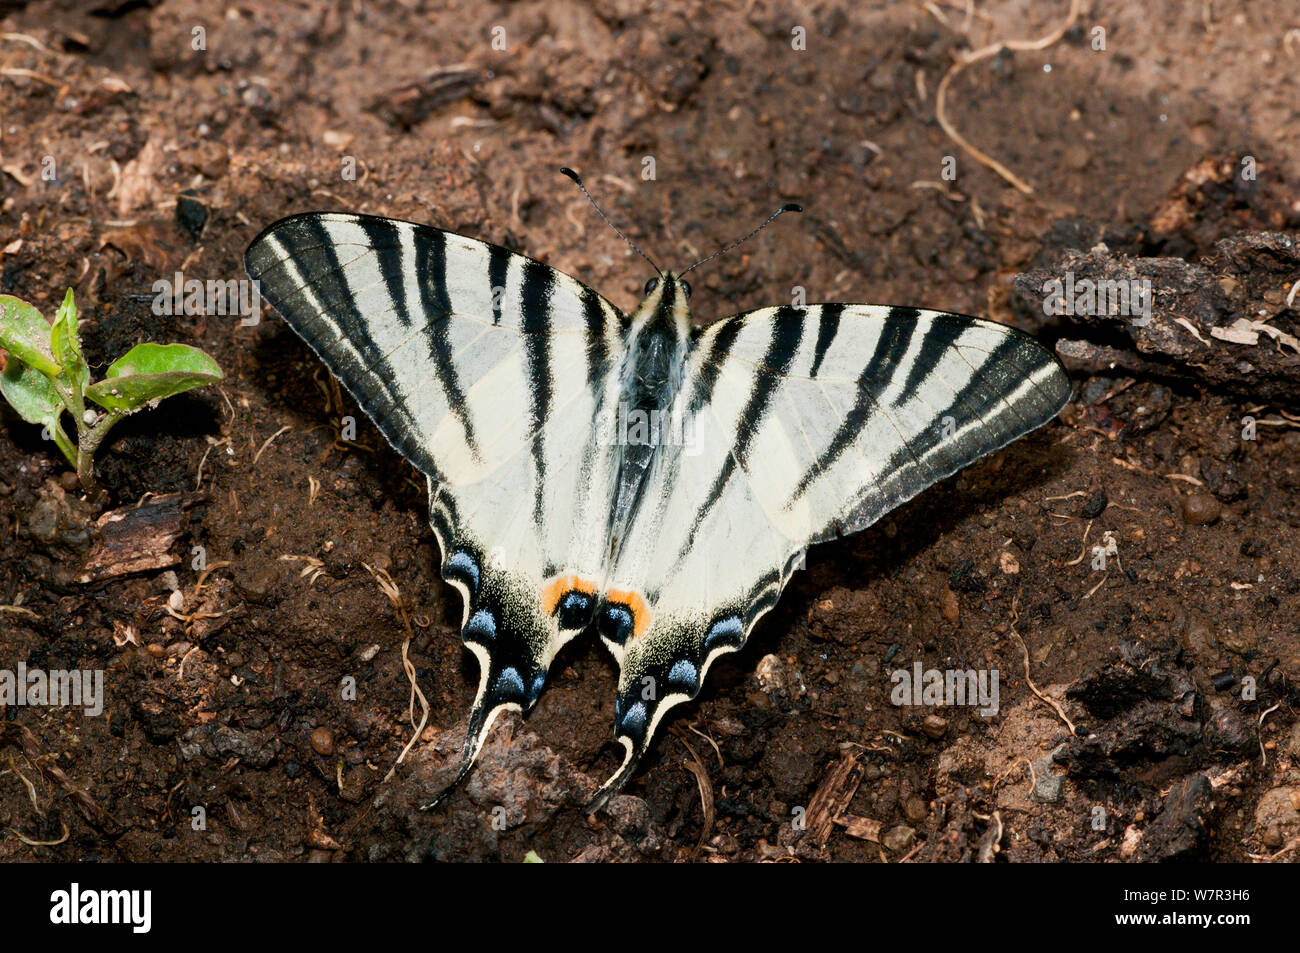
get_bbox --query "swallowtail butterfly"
[244,173,1070,811]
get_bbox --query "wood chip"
[77,492,206,582]
[834,812,882,842]
[804,752,863,846]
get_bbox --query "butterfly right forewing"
[586,303,1070,807]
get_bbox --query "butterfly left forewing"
[245,213,627,798]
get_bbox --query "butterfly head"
[631,272,693,339]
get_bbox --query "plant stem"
[48,417,78,470]
[74,410,123,493]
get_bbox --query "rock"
[903,795,928,824]
[182,724,281,768]
[26,483,94,553]
[604,795,651,837]
[1285,722,1300,761]
[940,588,960,623]
[755,654,805,700]
[1013,230,1300,403]
[1082,488,1108,519]
[1181,493,1222,526]
[1219,626,1256,655]
[921,714,948,739]
[1204,706,1253,752]
[1253,786,1300,849]
[310,726,335,756]
[236,560,285,603]
[1135,773,1213,861]
[175,189,207,239]
[881,825,915,852]
[1031,744,1067,803]
[1176,610,1217,655]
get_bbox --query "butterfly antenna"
[560,167,661,273]
[680,202,803,277]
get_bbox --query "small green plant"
[0,288,222,493]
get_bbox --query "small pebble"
[1182,493,1221,525]
[940,588,960,623]
[881,825,915,852]
[904,795,928,824]
[168,589,185,611]
[921,714,948,739]
[310,726,335,756]
[58,471,80,492]
[1286,722,1300,760]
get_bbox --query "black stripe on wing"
[686,306,806,547]
[245,211,629,487]
[685,317,744,415]
[416,228,484,463]
[520,259,554,524]
[808,302,843,379]
[824,317,1071,540]
[789,309,915,503]
[487,244,511,325]
[244,214,442,479]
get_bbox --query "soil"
[1,0,1298,863]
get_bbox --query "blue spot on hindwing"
[620,700,647,737]
[703,615,743,651]
[598,605,634,645]
[557,590,593,630]
[667,659,698,691]
[463,609,496,645]
[495,667,525,699]
[529,673,547,703]
[446,550,480,593]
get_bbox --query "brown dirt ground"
[0,0,1298,862]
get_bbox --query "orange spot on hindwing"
[604,588,651,641]
[541,574,598,616]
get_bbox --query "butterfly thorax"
[606,274,692,560]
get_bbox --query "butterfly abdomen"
[606,274,693,556]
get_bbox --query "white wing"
[245,212,627,794]
[589,303,1070,805]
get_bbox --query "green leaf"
[84,342,222,412]
[0,295,60,378]
[0,354,63,425]
[522,850,544,863]
[50,288,89,395]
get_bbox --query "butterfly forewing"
[245,212,627,794]
[587,304,1069,807]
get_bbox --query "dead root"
[364,564,430,782]
[934,0,1082,194]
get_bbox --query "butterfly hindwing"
[244,213,628,797]
[588,304,1070,807]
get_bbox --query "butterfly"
[243,171,1070,812]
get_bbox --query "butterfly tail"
[421,688,515,810]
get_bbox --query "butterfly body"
[245,210,1070,810]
